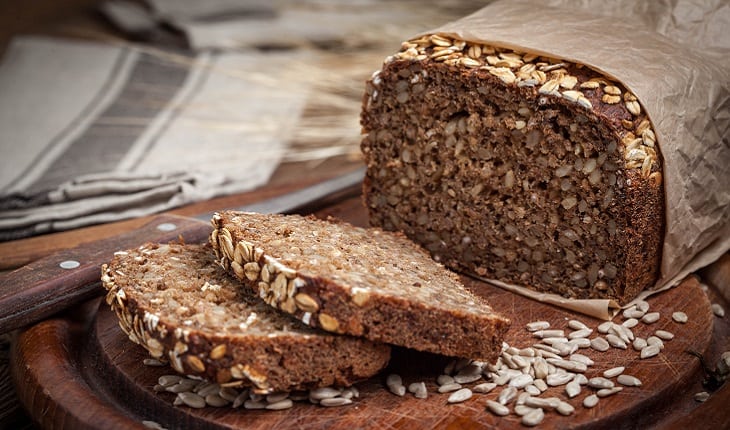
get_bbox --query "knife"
[0,167,365,334]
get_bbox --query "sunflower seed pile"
[148,371,360,411]
[383,297,713,426]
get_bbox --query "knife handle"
[0,214,211,334]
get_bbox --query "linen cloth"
[0,37,308,240]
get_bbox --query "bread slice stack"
[102,242,391,394]
[102,211,510,393]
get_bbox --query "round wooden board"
[10,198,730,429]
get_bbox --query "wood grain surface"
[11,195,730,429]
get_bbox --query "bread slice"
[360,34,664,304]
[101,242,391,394]
[210,211,510,361]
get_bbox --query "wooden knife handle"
[0,214,211,334]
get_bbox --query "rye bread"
[360,34,664,305]
[101,242,391,394]
[210,211,510,361]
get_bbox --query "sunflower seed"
[142,421,166,430]
[635,300,650,312]
[454,373,483,384]
[603,366,625,378]
[610,324,634,342]
[265,399,293,410]
[647,336,665,349]
[524,396,561,409]
[623,308,646,319]
[533,329,565,339]
[518,347,537,357]
[654,330,675,340]
[672,312,688,323]
[438,382,463,393]
[641,344,661,359]
[591,337,611,352]
[712,303,725,318]
[556,401,575,416]
[568,320,589,330]
[522,407,545,426]
[597,387,623,397]
[641,312,661,324]
[694,391,710,402]
[546,372,574,386]
[486,399,510,416]
[386,374,406,396]
[569,353,595,366]
[583,394,599,408]
[178,392,206,409]
[526,321,551,331]
[455,363,483,379]
[309,387,342,400]
[203,394,228,407]
[597,321,614,334]
[617,375,642,387]
[498,386,518,404]
[232,392,248,408]
[569,338,592,349]
[448,388,473,404]
[320,397,353,407]
[547,358,587,373]
[472,382,497,393]
[633,337,648,351]
[622,318,639,328]
[197,383,221,398]
[514,404,536,416]
[265,392,289,404]
[626,100,641,116]
[524,384,541,396]
[588,377,614,389]
[569,328,593,339]
[565,380,582,398]
[408,382,428,399]
[437,374,455,385]
[533,378,548,392]
[511,354,529,369]
[510,373,534,389]
[158,375,183,387]
[606,334,628,349]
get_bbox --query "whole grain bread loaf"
[360,34,665,305]
[101,242,391,394]
[210,211,510,361]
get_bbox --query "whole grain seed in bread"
[210,211,510,361]
[360,35,664,305]
[101,243,390,394]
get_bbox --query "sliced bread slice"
[101,242,391,394]
[210,211,510,361]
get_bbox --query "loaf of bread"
[101,243,391,394]
[210,211,509,361]
[360,34,664,305]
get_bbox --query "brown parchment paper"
[423,0,730,319]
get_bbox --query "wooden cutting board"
[11,195,730,429]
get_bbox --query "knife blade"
[0,167,365,334]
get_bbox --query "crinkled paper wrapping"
[422,0,730,319]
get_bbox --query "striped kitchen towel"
[0,36,310,240]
